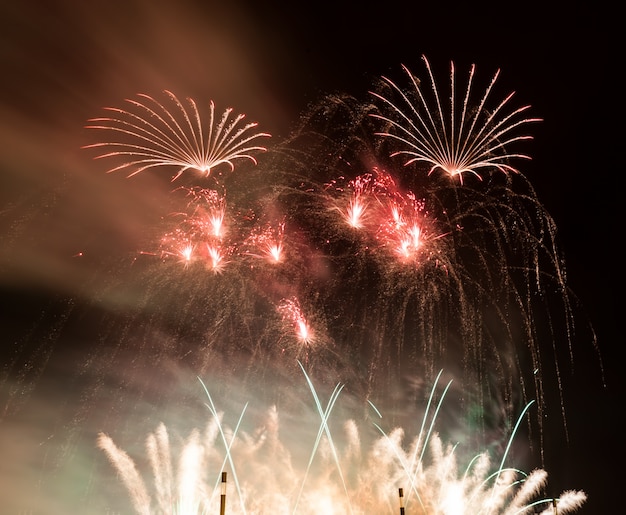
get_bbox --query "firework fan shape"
[370,55,542,184]
[83,91,271,181]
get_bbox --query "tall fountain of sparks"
[97,369,586,514]
[0,57,593,514]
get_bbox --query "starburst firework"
[370,55,542,184]
[84,91,271,181]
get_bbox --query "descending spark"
[278,297,314,345]
[206,244,227,273]
[370,55,542,184]
[244,221,286,263]
[84,91,271,180]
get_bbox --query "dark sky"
[0,1,620,513]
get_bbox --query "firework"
[326,169,448,264]
[244,221,286,264]
[87,76,577,450]
[97,369,586,514]
[1,56,594,514]
[266,79,583,448]
[370,55,542,184]
[83,91,271,181]
[277,297,313,344]
[152,185,291,275]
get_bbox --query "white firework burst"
[84,91,271,181]
[370,55,541,184]
[97,372,586,515]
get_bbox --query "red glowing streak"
[389,205,401,225]
[345,197,366,228]
[180,245,194,263]
[297,319,311,342]
[265,242,283,263]
[409,224,421,247]
[395,224,422,259]
[206,245,226,273]
[278,298,313,345]
[182,187,227,239]
[209,211,225,238]
[246,222,285,264]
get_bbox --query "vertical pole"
[553,498,558,515]
[220,471,227,515]
[399,487,405,515]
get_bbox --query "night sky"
[0,1,619,513]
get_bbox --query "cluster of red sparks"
[150,186,285,272]
[154,169,447,270]
[326,169,448,262]
[277,297,313,345]
[141,167,451,349]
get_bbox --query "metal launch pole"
[399,487,405,515]
[220,471,227,515]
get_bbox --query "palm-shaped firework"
[370,55,541,184]
[84,91,271,181]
